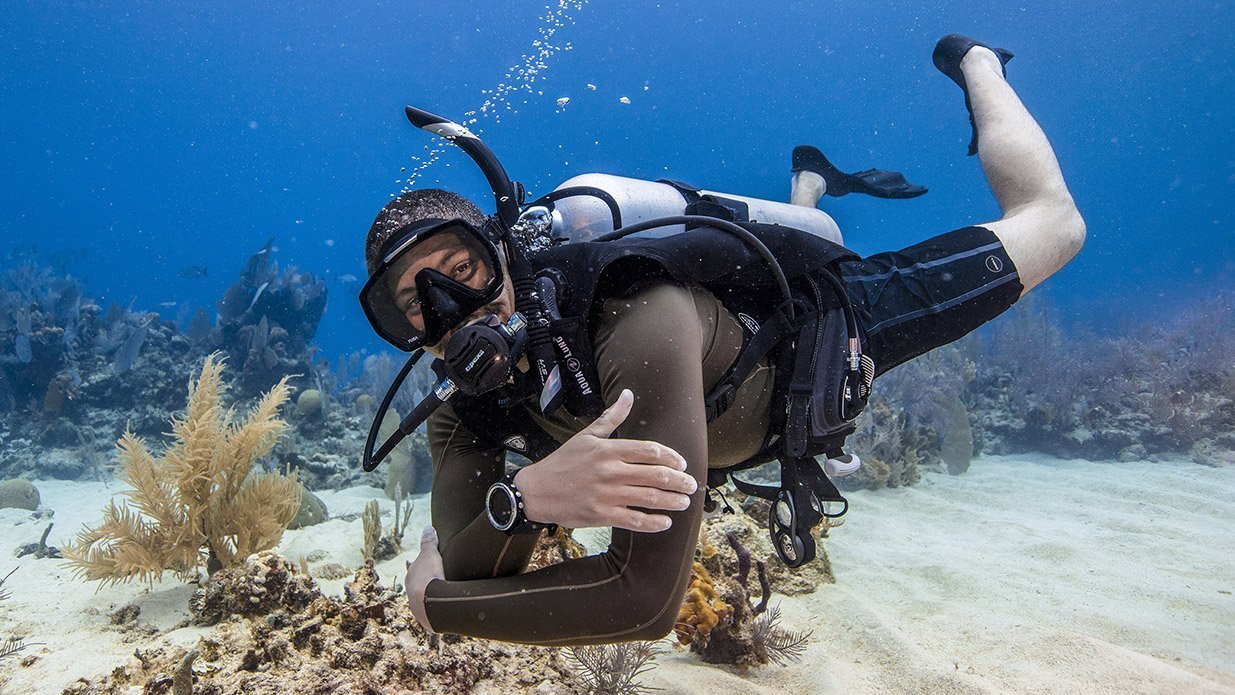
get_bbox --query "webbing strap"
[704,300,801,423]
[656,178,703,205]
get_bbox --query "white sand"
[2,455,1233,694]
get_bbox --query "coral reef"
[566,641,662,695]
[874,342,978,475]
[62,355,302,583]
[0,246,378,488]
[212,239,327,401]
[296,388,323,418]
[842,397,932,490]
[68,554,578,694]
[189,552,319,626]
[700,495,835,594]
[673,528,813,670]
[0,478,39,510]
[968,293,1235,464]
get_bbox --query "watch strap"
[487,469,557,535]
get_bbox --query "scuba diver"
[359,35,1086,645]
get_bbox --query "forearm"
[427,406,539,581]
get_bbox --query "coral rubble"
[67,554,577,694]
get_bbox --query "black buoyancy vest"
[435,219,862,468]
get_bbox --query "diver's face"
[385,231,513,358]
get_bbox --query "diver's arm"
[513,390,696,532]
[425,405,542,581]
[422,282,710,645]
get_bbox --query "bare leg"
[962,48,1086,295]
[790,170,825,207]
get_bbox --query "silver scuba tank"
[548,173,844,245]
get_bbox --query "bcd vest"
[431,214,875,567]
[433,216,866,468]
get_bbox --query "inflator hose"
[361,349,424,472]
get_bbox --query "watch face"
[486,483,517,530]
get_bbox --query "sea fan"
[0,566,13,602]
[566,641,662,695]
[751,605,812,666]
[0,636,29,662]
[0,567,31,664]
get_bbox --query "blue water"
[2,0,1231,358]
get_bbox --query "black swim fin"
[792,145,927,199]
[932,34,1014,156]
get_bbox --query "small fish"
[244,281,270,315]
[177,265,209,279]
[555,96,570,108]
[158,301,178,308]
[619,96,631,105]
[586,83,597,91]
[338,273,358,284]
[325,239,335,247]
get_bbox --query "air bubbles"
[400,0,589,190]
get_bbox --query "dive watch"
[485,470,556,534]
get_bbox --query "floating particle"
[556,96,571,108]
[619,96,631,104]
[643,81,650,91]
[586,83,597,91]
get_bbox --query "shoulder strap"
[704,298,802,422]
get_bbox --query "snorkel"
[361,107,558,473]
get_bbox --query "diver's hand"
[514,389,698,533]
[405,526,445,635]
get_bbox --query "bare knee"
[986,198,1085,293]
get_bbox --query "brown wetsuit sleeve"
[424,283,709,646]
[425,404,543,582]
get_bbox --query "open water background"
[1,0,1232,356]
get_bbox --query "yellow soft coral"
[674,562,730,645]
[63,354,302,584]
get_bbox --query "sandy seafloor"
[1,454,1232,694]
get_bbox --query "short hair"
[364,189,486,274]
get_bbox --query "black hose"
[524,186,623,230]
[361,349,423,472]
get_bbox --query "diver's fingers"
[615,463,697,495]
[580,389,634,439]
[419,526,438,551]
[614,485,692,513]
[607,507,673,533]
[609,438,687,471]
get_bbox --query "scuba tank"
[542,173,845,245]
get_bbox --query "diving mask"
[360,217,506,351]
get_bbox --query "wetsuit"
[423,225,1022,646]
